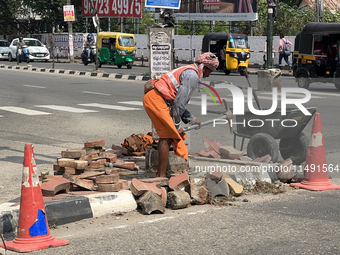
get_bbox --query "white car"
[0,40,10,60]
[8,38,50,62]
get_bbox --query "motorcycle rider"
[84,34,95,60]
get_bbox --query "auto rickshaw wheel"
[279,132,309,165]
[238,67,246,76]
[224,69,230,75]
[334,82,340,90]
[127,64,132,69]
[117,65,122,68]
[247,133,279,163]
[297,74,310,89]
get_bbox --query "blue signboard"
[145,0,180,9]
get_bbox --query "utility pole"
[66,0,74,63]
[90,0,100,70]
[266,7,273,69]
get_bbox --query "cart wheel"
[279,132,309,165]
[247,133,279,162]
[297,73,310,89]
[117,65,122,68]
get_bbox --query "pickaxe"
[183,98,233,133]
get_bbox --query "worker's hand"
[178,127,184,136]
[193,119,201,130]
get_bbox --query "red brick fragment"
[199,150,211,157]
[111,144,129,155]
[106,154,118,163]
[88,161,100,168]
[208,150,220,159]
[97,182,122,192]
[169,172,190,191]
[95,173,119,184]
[119,180,129,190]
[61,149,86,159]
[84,140,105,148]
[63,173,94,190]
[41,176,70,197]
[252,154,271,163]
[130,178,162,196]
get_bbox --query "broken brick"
[166,190,191,209]
[224,174,243,196]
[121,162,136,168]
[210,141,222,154]
[204,139,219,154]
[219,146,244,159]
[139,177,169,187]
[187,178,209,205]
[199,150,211,157]
[161,187,167,204]
[64,167,83,175]
[209,150,220,159]
[130,178,162,196]
[206,169,223,183]
[61,149,86,159]
[95,173,119,184]
[78,171,106,179]
[169,172,190,191]
[88,161,100,168]
[97,182,122,192]
[57,158,75,168]
[73,160,88,170]
[41,176,70,197]
[63,173,94,190]
[106,154,118,163]
[111,144,129,156]
[239,156,253,162]
[253,154,271,163]
[84,140,105,148]
[206,178,229,198]
[138,191,165,215]
[119,180,129,190]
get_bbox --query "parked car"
[8,38,50,62]
[0,39,10,60]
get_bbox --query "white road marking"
[187,212,197,215]
[23,85,46,89]
[138,216,175,224]
[117,101,143,106]
[82,91,111,96]
[35,105,98,113]
[310,91,340,97]
[79,103,141,111]
[0,115,3,117]
[0,106,51,115]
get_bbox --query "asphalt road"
[0,65,340,255]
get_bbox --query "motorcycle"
[18,44,30,63]
[81,45,96,66]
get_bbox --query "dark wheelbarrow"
[232,107,317,164]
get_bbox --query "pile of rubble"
[131,170,244,214]
[40,139,138,196]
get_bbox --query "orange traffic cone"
[0,143,69,252]
[291,113,340,191]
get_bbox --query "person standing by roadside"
[279,34,293,72]
[143,52,219,178]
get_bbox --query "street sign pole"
[267,8,273,69]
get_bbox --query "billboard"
[175,0,258,21]
[145,0,180,9]
[82,0,143,18]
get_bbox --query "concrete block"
[41,176,70,197]
[169,172,190,190]
[206,179,229,198]
[166,190,191,210]
[258,68,281,91]
[138,191,165,214]
[188,178,209,205]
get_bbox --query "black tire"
[239,67,246,76]
[98,61,102,68]
[279,132,309,165]
[224,69,230,75]
[117,65,122,68]
[334,82,340,90]
[8,53,13,62]
[247,133,279,163]
[26,57,30,64]
[127,64,132,69]
[297,73,310,89]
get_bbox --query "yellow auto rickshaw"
[202,33,250,75]
[97,32,136,69]
[294,22,340,90]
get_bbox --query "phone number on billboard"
[82,0,142,18]
[295,164,340,172]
